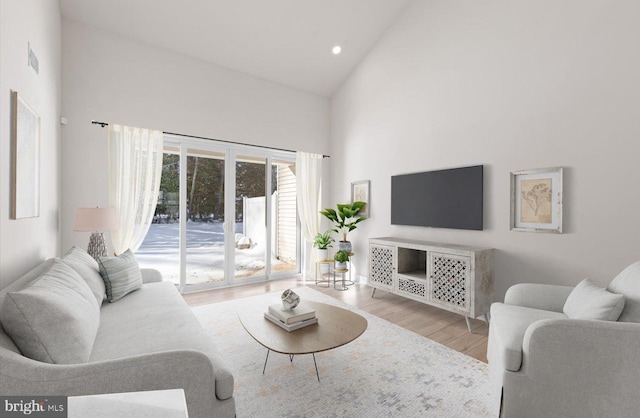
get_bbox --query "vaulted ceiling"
[59,0,413,97]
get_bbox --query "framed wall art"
[351,180,370,218]
[510,167,563,233]
[12,91,40,219]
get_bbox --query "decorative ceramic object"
[281,289,300,310]
[338,241,352,253]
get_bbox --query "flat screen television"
[391,165,483,230]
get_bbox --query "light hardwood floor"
[183,276,489,363]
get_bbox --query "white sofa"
[488,262,640,418]
[0,252,235,418]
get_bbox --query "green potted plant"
[313,230,335,261]
[320,202,366,253]
[334,250,350,270]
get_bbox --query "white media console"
[368,237,495,331]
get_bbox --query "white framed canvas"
[510,167,563,233]
[351,180,370,218]
[12,91,40,219]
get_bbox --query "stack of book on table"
[265,304,317,332]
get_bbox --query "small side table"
[316,253,356,290]
[315,259,333,287]
[333,267,349,291]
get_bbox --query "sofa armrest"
[0,349,219,417]
[504,283,574,312]
[516,319,640,417]
[140,268,163,284]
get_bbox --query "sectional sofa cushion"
[62,246,106,305]
[607,261,640,323]
[0,259,100,364]
[563,278,625,321]
[98,249,143,303]
[91,281,235,400]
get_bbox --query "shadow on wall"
[494,249,580,302]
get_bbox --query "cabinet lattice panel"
[370,246,394,288]
[398,277,426,298]
[431,255,469,309]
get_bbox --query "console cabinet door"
[428,252,472,314]
[369,244,395,291]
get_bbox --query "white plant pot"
[335,261,348,270]
[316,248,329,262]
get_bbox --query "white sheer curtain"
[296,151,323,277]
[107,124,164,255]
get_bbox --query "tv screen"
[391,165,483,230]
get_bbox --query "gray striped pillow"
[98,249,143,302]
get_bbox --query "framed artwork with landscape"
[510,167,563,233]
[351,180,370,218]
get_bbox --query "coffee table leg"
[262,350,270,374]
[313,353,320,382]
[264,350,320,382]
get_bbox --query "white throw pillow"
[61,246,106,305]
[607,261,640,323]
[563,278,625,321]
[0,259,100,364]
[98,249,143,303]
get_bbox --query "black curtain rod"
[91,120,330,158]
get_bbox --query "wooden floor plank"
[183,277,489,363]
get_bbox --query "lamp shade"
[73,207,119,232]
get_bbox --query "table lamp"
[73,207,118,259]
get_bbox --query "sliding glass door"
[185,148,227,286]
[137,137,299,291]
[234,154,268,282]
[136,146,181,284]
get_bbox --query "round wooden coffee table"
[239,300,368,381]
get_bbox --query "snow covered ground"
[136,221,293,285]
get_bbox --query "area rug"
[192,287,495,417]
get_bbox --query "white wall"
[330,0,640,300]
[61,19,330,252]
[0,0,61,287]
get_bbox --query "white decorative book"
[268,303,316,324]
[264,312,318,332]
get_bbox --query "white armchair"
[488,262,640,418]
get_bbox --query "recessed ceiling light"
[332,46,342,55]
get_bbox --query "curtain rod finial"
[91,120,109,128]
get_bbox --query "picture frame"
[12,91,40,219]
[351,180,370,218]
[510,167,563,233]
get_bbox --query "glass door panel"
[137,147,181,285]
[233,155,268,281]
[139,140,300,290]
[185,148,226,285]
[271,159,298,275]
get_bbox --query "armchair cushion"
[563,278,625,321]
[504,283,574,313]
[607,261,640,323]
[488,303,565,372]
